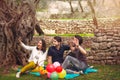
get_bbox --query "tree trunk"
[0,0,43,68]
[68,0,74,13]
[93,0,96,6]
[78,0,84,12]
[87,0,98,29]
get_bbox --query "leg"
[16,61,36,78]
[62,56,88,71]
[21,61,36,73]
[65,69,76,74]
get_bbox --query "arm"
[47,47,53,64]
[18,38,34,50]
[20,42,35,51]
[77,45,87,55]
[47,56,52,64]
[73,38,87,55]
[64,45,70,50]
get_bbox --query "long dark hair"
[40,39,46,53]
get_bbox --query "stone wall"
[88,20,120,65]
[32,19,120,65]
[39,20,95,34]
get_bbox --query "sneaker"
[16,72,21,78]
[89,66,94,68]
[79,70,84,74]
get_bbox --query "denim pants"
[62,56,88,73]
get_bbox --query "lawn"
[0,64,120,80]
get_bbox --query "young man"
[47,36,70,64]
[62,35,88,74]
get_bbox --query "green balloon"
[50,72,58,80]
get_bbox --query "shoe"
[89,66,94,68]
[16,72,21,78]
[79,70,84,74]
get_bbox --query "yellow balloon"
[58,69,66,78]
[39,66,44,71]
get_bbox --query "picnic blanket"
[17,67,98,79]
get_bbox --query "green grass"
[34,33,94,37]
[0,64,120,80]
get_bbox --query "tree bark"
[87,0,98,29]
[78,0,84,12]
[68,0,74,13]
[0,0,43,68]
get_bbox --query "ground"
[0,64,120,80]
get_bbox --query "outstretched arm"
[18,38,34,51]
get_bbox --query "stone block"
[99,42,108,50]
[87,56,94,60]
[91,43,99,50]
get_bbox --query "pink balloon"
[46,64,55,73]
[47,72,51,78]
[53,62,60,68]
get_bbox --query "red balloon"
[55,66,62,73]
[46,64,55,73]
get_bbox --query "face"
[69,42,76,51]
[70,45,76,51]
[37,40,42,50]
[72,37,79,46]
[52,39,60,46]
[73,37,78,43]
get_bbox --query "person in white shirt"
[16,38,47,78]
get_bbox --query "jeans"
[62,56,88,73]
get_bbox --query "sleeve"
[47,47,53,56]
[64,45,70,50]
[20,42,35,51]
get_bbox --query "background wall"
[32,19,120,65]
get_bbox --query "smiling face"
[37,40,42,50]
[52,39,60,46]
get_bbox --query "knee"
[66,55,71,59]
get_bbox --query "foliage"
[35,33,94,37]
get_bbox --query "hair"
[53,36,62,42]
[74,35,83,45]
[40,39,46,53]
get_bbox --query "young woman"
[62,35,88,74]
[47,36,70,64]
[16,38,47,78]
